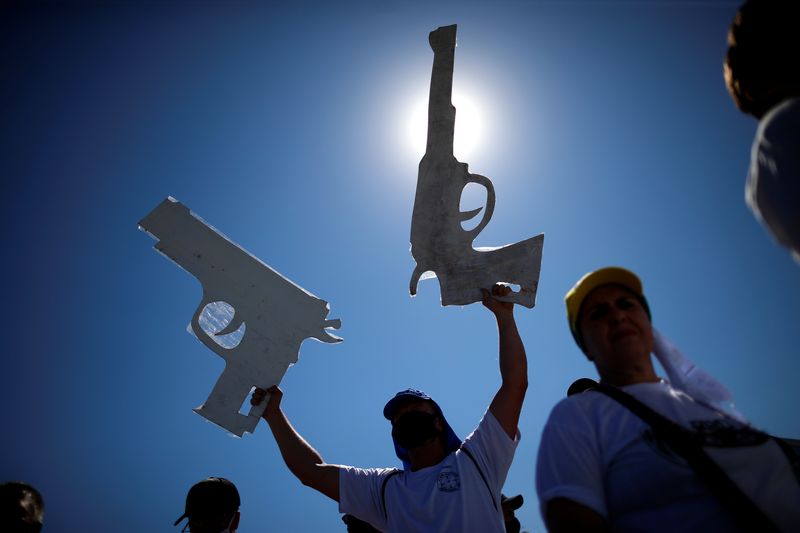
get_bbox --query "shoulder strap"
[460,444,499,511]
[380,469,402,522]
[571,379,780,533]
[773,436,800,484]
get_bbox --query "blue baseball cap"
[383,389,462,469]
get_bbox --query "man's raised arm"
[252,386,341,501]
[482,284,528,439]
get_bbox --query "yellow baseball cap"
[565,267,651,351]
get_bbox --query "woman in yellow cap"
[535,267,800,533]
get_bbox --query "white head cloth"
[651,327,748,423]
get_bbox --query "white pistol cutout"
[139,197,342,437]
[409,24,544,307]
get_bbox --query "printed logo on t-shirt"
[689,419,768,447]
[437,470,461,492]
[641,418,770,464]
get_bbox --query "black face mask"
[391,411,439,449]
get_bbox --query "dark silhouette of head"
[725,1,800,119]
[174,477,240,532]
[0,481,44,533]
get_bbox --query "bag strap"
[460,444,499,511]
[570,378,780,532]
[380,469,402,522]
[773,437,800,484]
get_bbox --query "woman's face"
[578,284,654,372]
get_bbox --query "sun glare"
[407,91,484,161]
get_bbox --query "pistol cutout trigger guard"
[461,173,495,241]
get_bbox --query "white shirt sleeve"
[459,410,520,493]
[535,398,607,520]
[746,97,800,261]
[338,466,397,531]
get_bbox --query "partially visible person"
[0,481,44,533]
[724,1,800,261]
[174,477,240,533]
[536,267,800,532]
[341,513,380,532]
[253,283,528,533]
[501,493,524,533]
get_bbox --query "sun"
[407,91,484,160]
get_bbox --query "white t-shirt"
[747,96,800,261]
[339,410,519,533]
[536,380,800,532]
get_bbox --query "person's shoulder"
[538,392,613,447]
[466,408,519,444]
[339,465,400,478]
[760,97,800,137]
[624,379,694,406]
[546,389,616,423]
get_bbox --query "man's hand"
[481,284,515,319]
[251,385,282,422]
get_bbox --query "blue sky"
[2,1,798,531]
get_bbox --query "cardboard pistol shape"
[139,197,342,437]
[409,24,544,307]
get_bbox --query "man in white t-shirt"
[725,1,800,261]
[251,284,528,532]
